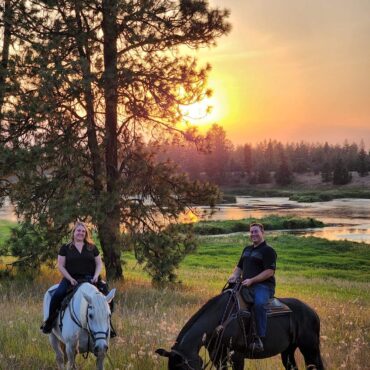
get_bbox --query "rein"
[171,348,199,370]
[171,283,245,370]
[61,287,110,360]
[69,291,110,343]
[204,283,242,369]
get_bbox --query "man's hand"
[69,278,78,286]
[228,275,238,283]
[241,278,253,287]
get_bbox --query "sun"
[180,94,223,129]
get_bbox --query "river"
[194,197,370,244]
[1,196,370,244]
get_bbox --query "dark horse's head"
[155,292,232,369]
[155,348,203,370]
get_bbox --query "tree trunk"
[98,219,122,280]
[0,0,12,115]
[101,0,122,279]
[73,3,103,198]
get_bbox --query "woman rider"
[41,221,115,335]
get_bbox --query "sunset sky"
[187,0,370,147]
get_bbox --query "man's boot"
[110,319,117,338]
[248,336,264,352]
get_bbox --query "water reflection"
[196,197,370,244]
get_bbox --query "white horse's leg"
[65,341,78,370]
[49,332,65,370]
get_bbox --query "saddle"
[236,287,292,317]
[47,279,112,318]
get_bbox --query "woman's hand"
[69,278,78,286]
[91,275,99,284]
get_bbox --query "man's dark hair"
[250,222,264,232]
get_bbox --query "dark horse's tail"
[314,311,325,370]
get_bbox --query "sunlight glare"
[180,94,224,131]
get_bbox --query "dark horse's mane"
[175,291,228,345]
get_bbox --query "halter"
[86,304,110,343]
[67,290,110,347]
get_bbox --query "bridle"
[170,283,244,370]
[68,291,110,347]
[86,304,110,344]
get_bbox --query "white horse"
[43,282,116,370]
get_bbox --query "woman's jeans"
[250,284,274,337]
[48,278,71,319]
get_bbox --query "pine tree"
[357,148,369,177]
[275,155,293,186]
[204,124,233,184]
[243,144,253,174]
[0,0,230,281]
[333,158,352,185]
[321,162,332,182]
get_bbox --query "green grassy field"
[0,220,14,245]
[0,230,369,369]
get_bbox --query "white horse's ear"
[105,288,116,304]
[82,291,93,304]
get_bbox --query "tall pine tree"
[0,0,230,281]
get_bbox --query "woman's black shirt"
[59,243,99,279]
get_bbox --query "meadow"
[0,230,369,370]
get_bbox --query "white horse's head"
[82,286,116,356]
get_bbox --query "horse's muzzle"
[94,342,108,356]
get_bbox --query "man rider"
[228,222,277,352]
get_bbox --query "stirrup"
[248,337,264,352]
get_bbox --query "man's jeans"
[250,284,274,337]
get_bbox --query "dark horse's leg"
[281,298,325,370]
[299,338,324,370]
[281,345,298,370]
[298,332,325,370]
[231,351,244,370]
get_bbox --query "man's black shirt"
[237,240,277,289]
[59,243,99,279]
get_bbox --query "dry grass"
[0,260,369,370]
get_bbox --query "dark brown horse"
[156,286,324,369]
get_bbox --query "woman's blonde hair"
[70,221,94,246]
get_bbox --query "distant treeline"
[155,124,370,186]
